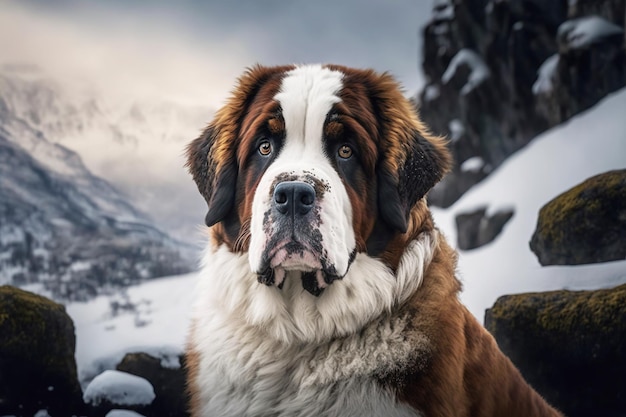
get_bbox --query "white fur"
[248,64,356,278]
[188,231,438,416]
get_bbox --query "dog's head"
[187,64,451,297]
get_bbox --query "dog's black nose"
[273,181,316,216]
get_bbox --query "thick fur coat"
[185,64,563,417]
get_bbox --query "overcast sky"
[2,0,434,104]
[1,0,435,240]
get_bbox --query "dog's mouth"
[256,241,343,296]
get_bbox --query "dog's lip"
[266,240,322,269]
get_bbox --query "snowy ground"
[66,273,198,384]
[67,88,626,383]
[433,87,626,320]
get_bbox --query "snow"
[106,411,146,417]
[448,119,465,142]
[460,156,484,173]
[432,0,454,21]
[533,54,560,95]
[424,84,441,102]
[432,87,626,321]
[66,272,198,384]
[442,49,491,95]
[83,370,155,406]
[558,16,624,50]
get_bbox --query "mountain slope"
[0,97,192,301]
[0,66,210,242]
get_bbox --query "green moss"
[537,169,626,246]
[531,169,626,264]
[488,283,626,339]
[0,285,76,377]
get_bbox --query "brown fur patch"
[384,238,563,416]
[185,318,202,416]
[186,65,294,249]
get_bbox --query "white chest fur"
[190,309,423,417]
[188,234,437,416]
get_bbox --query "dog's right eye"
[258,140,272,156]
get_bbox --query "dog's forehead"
[273,65,344,147]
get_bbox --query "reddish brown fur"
[388,237,563,416]
[185,320,202,416]
[185,64,562,416]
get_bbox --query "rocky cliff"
[419,0,626,207]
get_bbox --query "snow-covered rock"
[83,370,155,407]
[460,156,484,173]
[557,16,624,51]
[106,410,146,417]
[532,54,560,95]
[448,119,464,142]
[442,49,491,95]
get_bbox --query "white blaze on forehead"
[274,64,344,149]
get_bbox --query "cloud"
[0,2,251,106]
[2,0,432,96]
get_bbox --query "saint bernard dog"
[185,64,562,417]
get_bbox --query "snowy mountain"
[0,73,194,301]
[0,64,211,242]
[67,88,626,384]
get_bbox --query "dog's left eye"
[338,145,353,159]
[258,140,272,156]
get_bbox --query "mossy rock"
[0,286,84,416]
[530,169,626,265]
[485,284,626,417]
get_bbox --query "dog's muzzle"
[256,180,345,296]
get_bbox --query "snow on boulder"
[448,119,465,142]
[432,0,454,21]
[424,83,441,102]
[106,410,146,417]
[83,370,156,407]
[442,49,491,95]
[532,54,560,95]
[116,352,189,417]
[557,16,624,51]
[460,156,485,173]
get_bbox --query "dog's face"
[187,64,450,299]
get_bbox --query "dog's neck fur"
[196,229,439,344]
[187,230,440,416]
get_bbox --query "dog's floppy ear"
[378,128,451,233]
[186,64,295,227]
[369,71,452,233]
[186,126,237,227]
